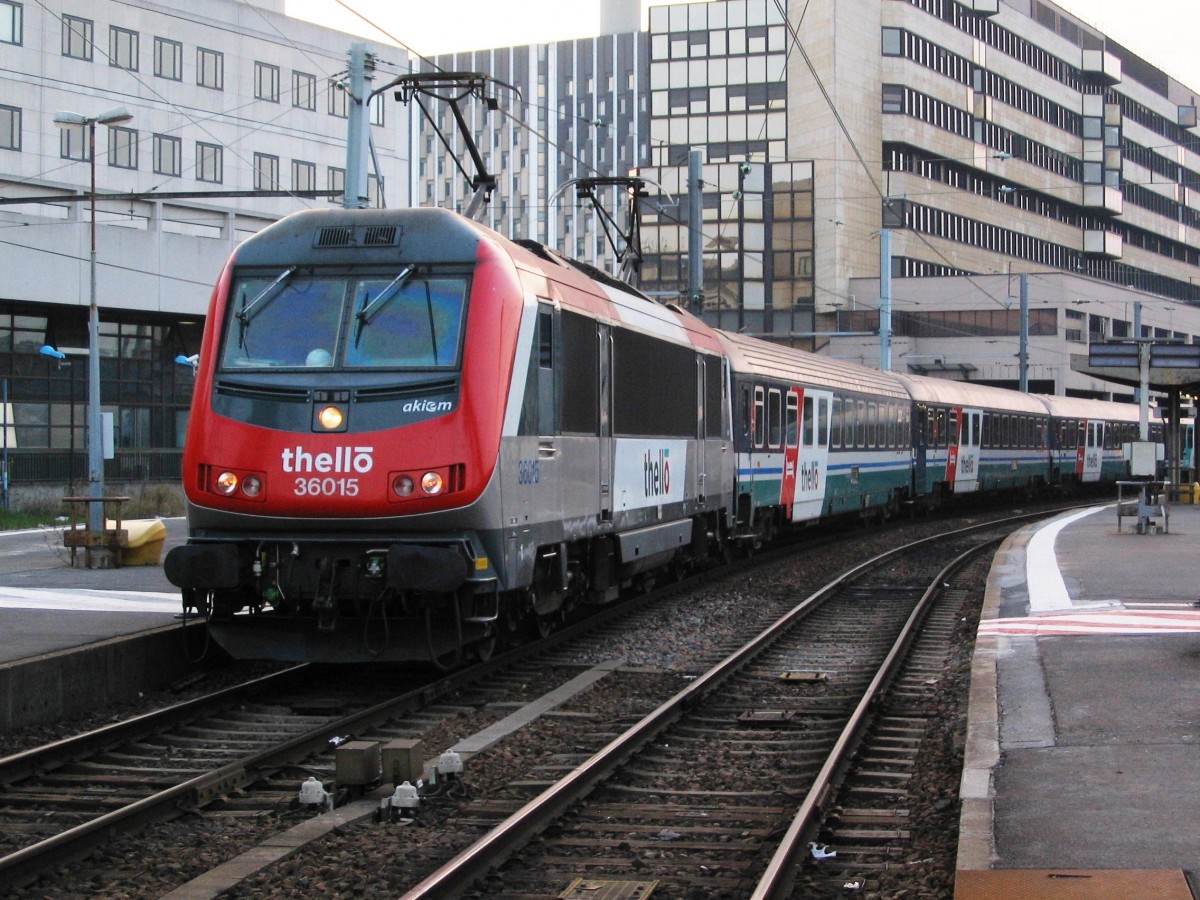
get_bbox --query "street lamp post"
[53,105,132,565]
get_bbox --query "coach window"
[802,395,813,447]
[886,401,896,447]
[786,391,799,447]
[818,397,829,447]
[768,388,782,447]
[832,397,843,448]
[753,386,765,447]
[705,356,724,438]
[866,402,876,448]
[612,328,695,437]
[560,310,598,435]
[856,400,867,447]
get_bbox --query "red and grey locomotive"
[166,207,732,663]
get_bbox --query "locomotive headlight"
[215,471,239,495]
[242,474,263,497]
[317,405,345,430]
[421,471,444,495]
[393,474,416,497]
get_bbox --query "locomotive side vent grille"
[216,382,310,402]
[362,226,398,246]
[354,378,458,402]
[315,226,353,248]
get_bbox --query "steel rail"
[398,509,1053,898]
[749,538,999,899]
[0,665,310,787]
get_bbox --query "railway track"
[398,523,1008,898]
[0,504,1084,896]
[0,662,488,888]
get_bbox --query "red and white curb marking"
[980,608,1200,636]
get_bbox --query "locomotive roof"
[889,372,1048,414]
[716,330,909,399]
[234,207,496,267]
[1034,394,1144,422]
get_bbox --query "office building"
[0,0,407,491]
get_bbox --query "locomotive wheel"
[531,612,555,639]
[471,632,497,662]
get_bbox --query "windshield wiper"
[354,265,415,346]
[236,267,296,347]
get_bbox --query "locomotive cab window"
[219,268,468,370]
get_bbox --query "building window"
[882,83,904,114]
[109,26,138,70]
[108,126,137,169]
[368,173,382,207]
[254,152,279,191]
[292,71,316,110]
[292,159,315,192]
[369,92,385,126]
[327,166,345,203]
[197,47,223,90]
[60,124,88,161]
[154,37,181,80]
[0,0,21,45]
[255,61,280,102]
[881,27,902,56]
[0,105,19,150]
[328,79,348,118]
[62,14,92,61]
[153,134,181,176]
[196,142,222,183]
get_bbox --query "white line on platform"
[0,588,180,613]
[1025,505,1108,613]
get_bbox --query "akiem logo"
[644,447,671,498]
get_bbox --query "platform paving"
[958,502,1200,898]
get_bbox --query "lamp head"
[53,106,133,128]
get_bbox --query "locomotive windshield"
[220,270,468,370]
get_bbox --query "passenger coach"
[717,330,912,536]
[891,374,1052,499]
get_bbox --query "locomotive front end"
[166,208,518,664]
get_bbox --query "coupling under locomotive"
[165,207,734,664]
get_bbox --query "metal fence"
[2,449,183,486]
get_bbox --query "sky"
[285,0,1200,91]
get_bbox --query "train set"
[165,206,1164,664]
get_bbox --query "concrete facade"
[0,0,411,484]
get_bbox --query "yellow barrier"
[104,518,167,566]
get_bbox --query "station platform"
[958,502,1200,899]
[0,519,202,732]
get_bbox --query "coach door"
[786,389,831,522]
[1077,419,1103,482]
[950,408,982,494]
